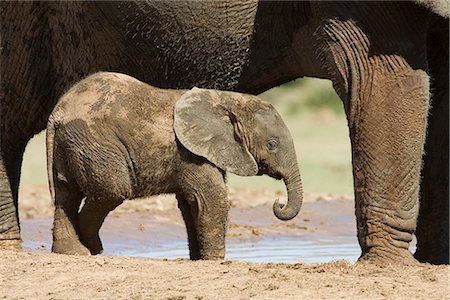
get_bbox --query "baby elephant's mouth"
[257,161,283,180]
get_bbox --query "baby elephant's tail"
[46,118,57,203]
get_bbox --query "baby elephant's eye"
[267,139,278,152]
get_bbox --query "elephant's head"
[174,87,303,221]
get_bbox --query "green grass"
[259,77,344,116]
[21,77,354,195]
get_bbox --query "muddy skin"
[48,72,303,259]
[1,1,448,265]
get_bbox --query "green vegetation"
[259,77,344,116]
[21,77,354,195]
[21,132,47,187]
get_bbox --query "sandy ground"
[0,186,448,299]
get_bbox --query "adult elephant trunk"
[273,166,303,221]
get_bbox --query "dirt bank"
[1,186,447,299]
[1,250,447,299]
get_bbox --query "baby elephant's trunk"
[273,167,303,221]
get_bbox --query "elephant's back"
[50,72,183,127]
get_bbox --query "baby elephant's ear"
[174,87,258,176]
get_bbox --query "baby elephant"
[48,72,303,259]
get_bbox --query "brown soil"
[0,185,447,299]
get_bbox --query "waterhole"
[22,200,415,263]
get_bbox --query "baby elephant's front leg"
[194,191,229,259]
[178,165,229,260]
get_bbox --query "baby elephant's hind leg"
[78,197,123,255]
[52,180,90,256]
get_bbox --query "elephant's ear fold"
[174,87,258,176]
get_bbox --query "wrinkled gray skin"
[0,1,448,264]
[48,72,303,259]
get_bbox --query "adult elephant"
[1,1,448,264]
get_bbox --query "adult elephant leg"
[348,69,429,263]
[317,14,429,263]
[0,158,20,249]
[415,18,449,265]
[0,140,27,249]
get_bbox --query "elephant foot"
[357,248,418,266]
[197,249,225,260]
[189,252,201,260]
[199,255,225,261]
[414,248,449,265]
[52,239,91,256]
[80,235,103,255]
[0,238,22,251]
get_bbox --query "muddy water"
[21,200,415,263]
